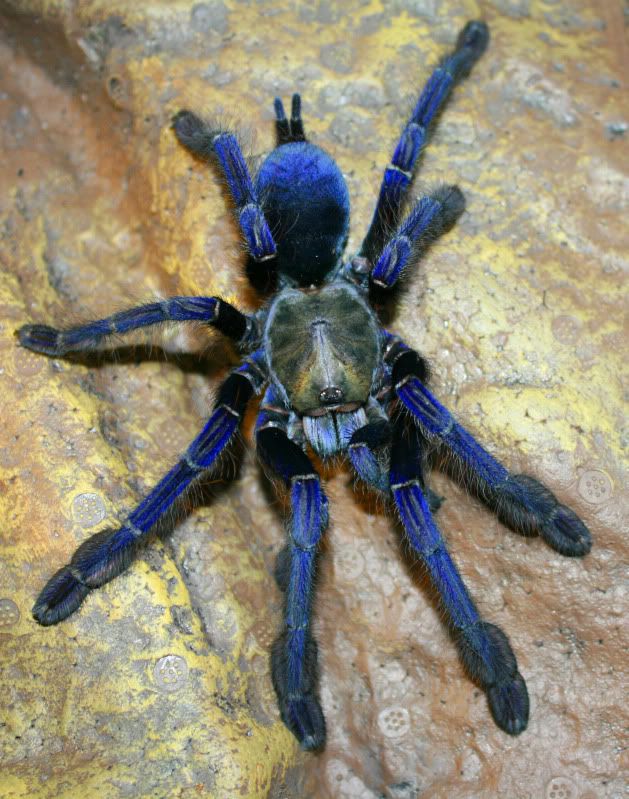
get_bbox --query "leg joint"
[183,452,204,473]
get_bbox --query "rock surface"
[0,1,626,798]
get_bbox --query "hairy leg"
[256,386,328,750]
[348,417,392,493]
[389,411,529,735]
[387,334,592,556]
[172,111,277,262]
[349,418,444,512]
[17,296,253,355]
[32,355,265,625]
[369,185,465,290]
[360,21,489,263]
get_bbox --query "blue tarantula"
[19,21,591,751]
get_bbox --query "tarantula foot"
[541,504,592,557]
[32,565,90,626]
[171,108,202,134]
[491,474,592,557]
[282,694,326,752]
[431,185,466,231]
[456,20,490,60]
[487,673,529,736]
[171,110,215,158]
[271,631,326,749]
[17,323,64,355]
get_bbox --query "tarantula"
[18,21,591,752]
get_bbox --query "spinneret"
[18,20,591,753]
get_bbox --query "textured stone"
[0,2,626,798]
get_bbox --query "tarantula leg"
[172,111,277,262]
[388,337,592,557]
[17,296,253,356]
[360,20,489,262]
[389,412,529,735]
[370,185,465,289]
[257,390,328,751]
[271,475,327,751]
[348,418,444,509]
[32,355,265,626]
[349,418,392,492]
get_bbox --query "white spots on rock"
[72,492,106,528]
[552,315,582,344]
[377,705,411,738]
[13,346,43,376]
[0,598,20,626]
[334,540,365,581]
[545,776,578,799]
[577,469,613,504]
[153,654,189,693]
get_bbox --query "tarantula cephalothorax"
[19,21,591,751]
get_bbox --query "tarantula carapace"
[18,21,591,751]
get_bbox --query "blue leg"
[32,354,266,625]
[256,387,328,750]
[349,418,392,493]
[360,21,489,263]
[387,334,592,557]
[389,411,529,735]
[349,417,444,511]
[17,296,254,356]
[172,111,277,262]
[370,185,465,289]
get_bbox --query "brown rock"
[0,2,626,798]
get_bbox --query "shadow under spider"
[62,342,235,377]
